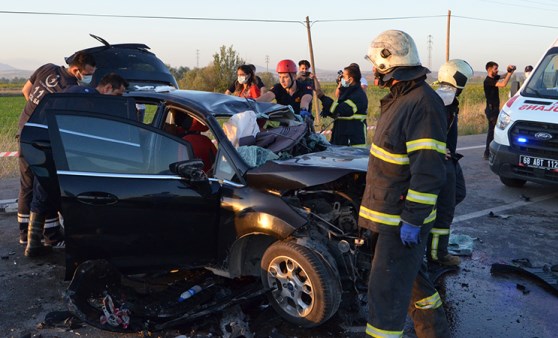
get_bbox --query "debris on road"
[488,211,511,219]
[516,284,530,295]
[491,258,558,297]
[448,233,477,256]
[64,259,268,334]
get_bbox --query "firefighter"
[359,30,450,337]
[427,59,473,266]
[257,59,313,118]
[316,63,368,146]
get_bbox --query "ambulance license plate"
[519,155,558,170]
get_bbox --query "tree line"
[169,45,275,92]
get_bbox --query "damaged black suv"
[65,34,178,89]
[20,89,372,328]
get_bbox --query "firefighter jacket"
[446,98,459,157]
[320,84,368,145]
[358,78,447,234]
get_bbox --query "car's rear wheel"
[260,241,341,327]
[499,176,527,187]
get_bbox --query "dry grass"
[0,95,23,178]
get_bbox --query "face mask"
[237,76,246,84]
[436,84,457,106]
[341,78,350,87]
[78,72,93,86]
[525,72,531,79]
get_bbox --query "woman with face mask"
[232,64,261,99]
[315,63,369,146]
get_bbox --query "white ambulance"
[489,38,558,187]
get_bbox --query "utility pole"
[446,10,451,62]
[427,35,433,70]
[265,55,269,72]
[196,49,200,68]
[305,16,320,125]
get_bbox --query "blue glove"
[400,222,421,247]
[300,109,312,119]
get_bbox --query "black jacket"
[358,78,447,233]
[320,84,368,145]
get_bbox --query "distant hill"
[0,63,32,80]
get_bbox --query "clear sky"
[1,0,558,74]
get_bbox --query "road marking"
[456,145,485,151]
[453,192,558,224]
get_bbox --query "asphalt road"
[0,133,557,337]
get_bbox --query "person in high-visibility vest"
[316,63,368,147]
[427,59,474,267]
[359,30,450,338]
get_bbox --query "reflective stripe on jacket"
[358,79,447,233]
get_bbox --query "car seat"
[181,115,217,174]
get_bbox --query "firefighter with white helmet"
[257,59,313,119]
[359,30,451,337]
[438,59,474,90]
[427,59,473,269]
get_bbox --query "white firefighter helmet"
[438,59,474,89]
[367,30,421,74]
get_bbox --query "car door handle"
[76,192,118,206]
[32,141,51,150]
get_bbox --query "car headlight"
[496,111,511,130]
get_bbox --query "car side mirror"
[169,159,208,183]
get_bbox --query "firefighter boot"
[24,212,52,257]
[437,253,461,266]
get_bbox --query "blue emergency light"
[517,137,528,143]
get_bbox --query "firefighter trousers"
[427,160,466,261]
[18,154,61,242]
[366,229,450,338]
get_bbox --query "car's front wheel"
[260,241,341,327]
[499,176,527,187]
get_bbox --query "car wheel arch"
[226,234,278,278]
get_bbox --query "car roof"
[130,89,295,118]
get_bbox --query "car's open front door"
[22,95,222,277]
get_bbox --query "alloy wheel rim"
[266,255,315,318]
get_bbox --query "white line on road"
[453,192,558,224]
[456,145,485,151]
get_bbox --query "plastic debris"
[100,292,130,329]
[448,234,476,256]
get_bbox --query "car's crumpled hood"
[245,146,369,190]
[278,146,369,170]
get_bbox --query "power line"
[0,10,304,24]
[1,10,557,30]
[453,15,558,29]
[522,0,558,6]
[480,0,558,11]
[314,15,445,23]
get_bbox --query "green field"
[0,83,509,177]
